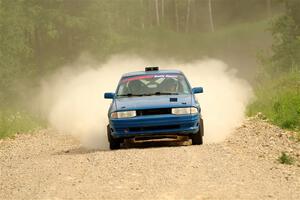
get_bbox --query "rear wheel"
[191,118,204,145]
[107,125,120,150]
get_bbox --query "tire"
[191,118,204,145]
[107,125,120,150]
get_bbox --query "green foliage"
[270,15,300,72]
[247,72,300,130]
[277,152,295,165]
[249,0,300,133]
[0,108,45,139]
[267,0,300,73]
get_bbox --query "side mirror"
[104,92,115,99]
[192,87,203,94]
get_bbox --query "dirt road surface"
[1,118,300,200]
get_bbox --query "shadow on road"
[123,138,190,149]
[54,138,192,155]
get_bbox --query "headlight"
[111,111,136,119]
[190,107,198,114]
[172,107,198,115]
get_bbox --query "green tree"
[270,0,300,72]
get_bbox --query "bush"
[278,152,294,165]
[0,109,44,139]
[247,71,300,130]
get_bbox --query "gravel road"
[1,118,299,200]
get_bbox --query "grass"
[247,71,300,131]
[0,108,44,139]
[278,152,295,165]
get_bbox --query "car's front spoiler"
[109,114,200,139]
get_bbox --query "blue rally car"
[104,67,204,149]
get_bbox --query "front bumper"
[109,114,200,138]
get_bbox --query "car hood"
[113,95,193,111]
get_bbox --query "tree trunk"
[161,0,165,21]
[208,0,215,32]
[140,0,145,29]
[175,0,179,32]
[155,0,160,26]
[148,0,153,27]
[186,0,191,32]
[267,0,272,18]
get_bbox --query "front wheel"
[191,118,204,145]
[107,125,120,150]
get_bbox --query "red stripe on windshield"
[122,75,154,82]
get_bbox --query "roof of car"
[122,69,183,78]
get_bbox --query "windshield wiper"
[149,92,179,96]
[117,93,144,97]
[117,92,179,97]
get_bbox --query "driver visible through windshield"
[116,74,191,97]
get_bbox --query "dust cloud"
[39,55,253,149]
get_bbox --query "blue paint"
[105,69,203,139]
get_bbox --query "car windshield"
[116,74,191,97]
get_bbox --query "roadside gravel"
[0,118,299,200]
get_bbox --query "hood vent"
[136,108,171,116]
[170,98,177,102]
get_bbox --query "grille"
[136,108,172,116]
[129,125,180,132]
